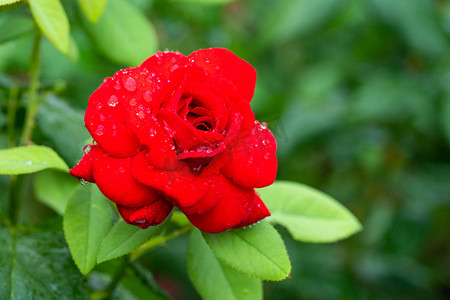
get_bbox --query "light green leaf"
[0,229,87,299]
[0,145,69,174]
[0,0,21,6]
[78,0,108,23]
[83,0,158,66]
[187,229,262,300]
[203,221,291,281]
[34,170,79,214]
[36,95,90,166]
[97,219,163,264]
[64,184,112,274]
[28,0,69,53]
[258,181,362,243]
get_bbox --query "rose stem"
[20,25,42,146]
[130,224,194,261]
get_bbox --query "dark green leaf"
[0,228,87,299]
[188,229,262,300]
[83,0,158,66]
[203,221,291,281]
[0,16,33,44]
[36,95,90,166]
[368,0,447,57]
[258,181,362,242]
[64,184,112,274]
[0,145,69,174]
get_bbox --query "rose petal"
[222,121,277,188]
[186,175,254,233]
[233,193,270,228]
[179,178,221,215]
[117,198,174,229]
[91,147,159,207]
[127,103,183,171]
[69,145,95,183]
[187,48,257,103]
[132,151,209,208]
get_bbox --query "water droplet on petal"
[99,114,105,121]
[170,64,178,72]
[118,167,125,173]
[261,122,267,129]
[96,102,103,109]
[95,125,105,136]
[108,95,119,107]
[114,82,121,90]
[124,77,136,91]
[137,111,145,119]
[83,145,91,154]
[143,91,152,102]
[129,98,137,106]
[149,128,157,137]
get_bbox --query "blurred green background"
[1,0,450,299]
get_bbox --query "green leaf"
[64,184,112,274]
[261,0,344,45]
[187,229,262,300]
[78,0,108,23]
[0,0,21,6]
[97,219,163,264]
[258,181,362,243]
[0,16,33,44]
[34,170,79,214]
[0,229,87,299]
[36,95,90,166]
[83,0,158,66]
[203,221,291,281]
[0,145,69,175]
[172,0,236,4]
[368,0,446,57]
[28,0,70,54]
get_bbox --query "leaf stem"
[6,85,19,148]
[130,225,194,261]
[101,256,130,300]
[130,261,170,300]
[20,25,42,146]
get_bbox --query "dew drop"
[83,145,91,154]
[205,58,211,63]
[96,102,103,109]
[80,179,86,186]
[215,65,220,70]
[118,167,125,173]
[129,98,137,106]
[108,95,119,107]
[95,125,105,136]
[170,64,179,72]
[124,77,136,91]
[149,128,157,137]
[143,91,152,102]
[261,122,268,129]
[114,82,121,90]
[99,113,105,121]
[137,111,145,119]
[24,160,32,165]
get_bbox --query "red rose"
[70,48,277,233]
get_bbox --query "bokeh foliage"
[0,0,449,299]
